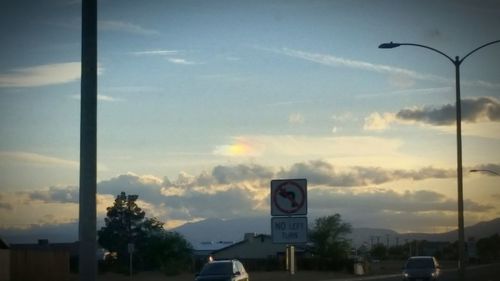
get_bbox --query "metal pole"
[78,0,97,280]
[454,57,466,280]
[128,198,133,277]
[379,40,500,281]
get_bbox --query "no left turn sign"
[270,179,307,216]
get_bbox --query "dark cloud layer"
[29,186,78,204]
[278,161,455,186]
[310,188,492,215]
[396,97,500,125]
[8,161,497,226]
[212,164,273,185]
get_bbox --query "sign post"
[271,217,308,244]
[270,179,307,275]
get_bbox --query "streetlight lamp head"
[378,42,401,49]
[470,169,500,176]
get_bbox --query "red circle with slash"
[273,181,305,214]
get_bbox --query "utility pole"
[78,0,97,280]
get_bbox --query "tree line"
[96,192,500,275]
[97,192,355,275]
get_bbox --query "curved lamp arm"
[379,40,500,65]
[378,41,455,64]
[470,169,500,176]
[460,39,500,64]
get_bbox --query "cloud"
[364,97,500,131]
[167,58,198,65]
[289,113,305,125]
[277,160,456,187]
[99,20,159,36]
[310,188,492,216]
[131,50,179,56]
[308,187,494,232]
[71,94,122,102]
[0,195,13,211]
[28,186,79,204]
[4,161,497,231]
[129,49,198,65]
[212,164,273,185]
[0,202,12,211]
[0,151,78,168]
[162,187,260,220]
[98,95,121,102]
[397,97,500,125]
[363,112,397,131]
[0,62,80,88]
[272,48,448,83]
[97,173,164,203]
[268,48,500,91]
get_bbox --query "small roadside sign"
[271,179,307,216]
[271,216,308,244]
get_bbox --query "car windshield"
[406,258,435,269]
[200,262,233,276]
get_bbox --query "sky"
[1,0,500,240]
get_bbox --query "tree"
[142,231,193,275]
[370,243,387,260]
[97,192,192,274]
[309,214,352,270]
[476,234,500,262]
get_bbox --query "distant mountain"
[399,217,500,242]
[348,227,399,247]
[172,217,500,247]
[2,217,499,247]
[172,217,270,243]
[1,223,78,244]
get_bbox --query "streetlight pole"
[378,39,500,281]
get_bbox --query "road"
[330,263,500,281]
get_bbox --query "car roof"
[209,259,238,263]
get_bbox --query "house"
[211,233,307,270]
[193,240,235,261]
[0,237,10,281]
[213,233,287,260]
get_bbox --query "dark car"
[402,256,441,281]
[195,259,249,281]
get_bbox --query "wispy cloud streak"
[0,62,80,88]
[275,48,449,83]
[99,20,159,36]
[131,50,179,56]
[0,151,78,168]
[167,58,198,65]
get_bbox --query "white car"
[195,259,249,281]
